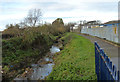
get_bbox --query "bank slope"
[46,33,97,80]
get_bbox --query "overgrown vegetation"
[2,8,95,81]
[2,33,55,80]
[46,33,97,80]
[2,15,68,80]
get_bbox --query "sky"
[0,0,119,31]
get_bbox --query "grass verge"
[46,33,97,80]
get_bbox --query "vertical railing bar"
[94,42,119,81]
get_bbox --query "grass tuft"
[46,33,97,80]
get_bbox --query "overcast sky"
[0,0,119,31]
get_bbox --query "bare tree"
[24,9,42,27]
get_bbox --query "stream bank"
[2,32,66,81]
[13,35,65,81]
[46,33,97,80]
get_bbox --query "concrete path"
[78,34,120,70]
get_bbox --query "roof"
[87,21,97,24]
[104,20,119,24]
[84,20,100,25]
[74,24,79,27]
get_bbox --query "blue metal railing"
[95,42,119,81]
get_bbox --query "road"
[78,33,120,70]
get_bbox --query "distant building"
[82,20,101,29]
[70,24,81,32]
[73,25,79,29]
[103,20,120,28]
[81,20,120,43]
[104,20,118,24]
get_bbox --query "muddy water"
[14,45,60,81]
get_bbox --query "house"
[70,24,81,32]
[103,20,120,28]
[82,20,101,29]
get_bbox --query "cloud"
[0,0,118,31]
[1,0,119,2]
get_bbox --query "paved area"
[78,34,120,70]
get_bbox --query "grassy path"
[46,33,97,80]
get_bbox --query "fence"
[95,42,119,81]
[81,24,119,43]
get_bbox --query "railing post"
[94,42,119,81]
[94,42,100,80]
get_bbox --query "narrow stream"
[14,45,60,81]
